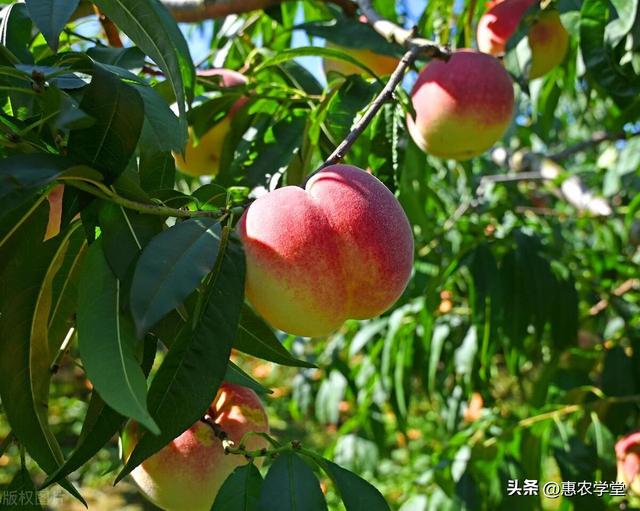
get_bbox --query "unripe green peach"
[237,164,414,337]
[122,383,268,511]
[407,50,514,160]
[172,69,247,177]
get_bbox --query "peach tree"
[0,0,639,510]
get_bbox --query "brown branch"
[309,46,421,179]
[588,278,640,317]
[486,130,640,217]
[94,6,123,47]
[356,0,450,58]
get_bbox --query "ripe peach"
[527,10,569,79]
[172,69,247,177]
[476,0,536,56]
[237,164,414,337]
[122,383,268,511]
[407,50,514,160]
[477,1,568,79]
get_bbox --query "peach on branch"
[237,164,414,337]
[477,0,569,79]
[407,50,514,160]
[122,383,268,511]
[172,69,247,177]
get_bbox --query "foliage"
[0,0,639,510]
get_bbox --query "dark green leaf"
[211,463,264,511]
[98,202,163,280]
[130,218,222,337]
[235,305,314,368]
[0,466,43,510]
[92,0,194,135]
[257,452,327,511]
[0,203,84,503]
[87,45,146,69]
[318,458,390,511]
[225,361,272,395]
[68,65,144,182]
[117,230,245,482]
[24,0,79,52]
[76,239,159,434]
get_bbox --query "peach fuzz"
[237,164,414,337]
[407,50,514,160]
[122,383,268,511]
[172,69,247,177]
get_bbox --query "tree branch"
[310,46,420,177]
[486,130,640,217]
[356,0,449,58]
[306,2,450,179]
[94,6,123,47]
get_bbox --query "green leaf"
[0,153,70,222]
[76,239,159,434]
[117,229,245,482]
[235,305,315,368]
[257,452,328,511]
[580,0,640,104]
[255,46,379,78]
[92,0,194,135]
[0,3,33,64]
[225,361,273,395]
[87,45,146,69]
[316,458,390,511]
[68,65,144,182]
[211,463,264,511]
[139,149,176,191]
[24,0,79,52]
[43,335,157,489]
[130,218,222,337]
[0,466,43,510]
[0,203,84,503]
[325,75,381,141]
[98,202,163,280]
[135,83,184,153]
[41,393,123,489]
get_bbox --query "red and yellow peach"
[122,383,268,511]
[173,69,247,177]
[238,164,414,337]
[477,0,569,79]
[407,50,514,160]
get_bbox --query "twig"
[50,327,75,374]
[356,0,450,58]
[549,130,636,162]
[62,178,227,220]
[588,278,640,316]
[310,46,421,177]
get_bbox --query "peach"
[122,383,268,511]
[476,0,536,56]
[527,10,569,79]
[323,41,400,77]
[407,50,514,160]
[616,432,640,495]
[237,164,414,337]
[477,1,568,79]
[172,69,247,177]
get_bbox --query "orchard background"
[0,0,639,510]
